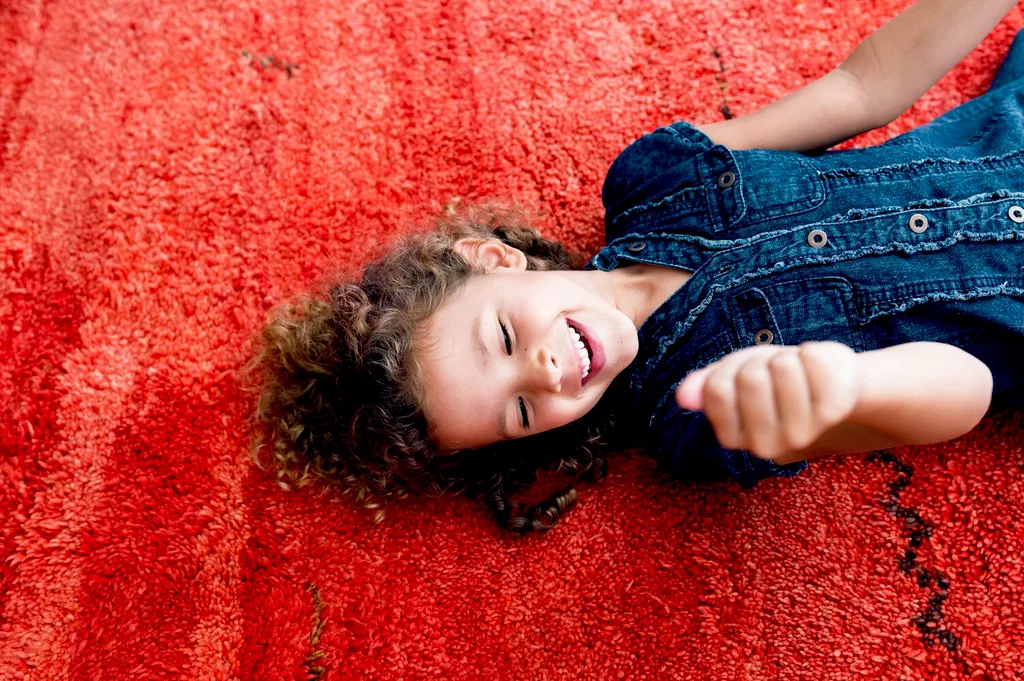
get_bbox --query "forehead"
[415,313,491,449]
[425,275,489,339]
[429,269,533,325]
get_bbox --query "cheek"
[542,394,600,428]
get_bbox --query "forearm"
[840,0,1020,127]
[773,342,993,465]
[850,341,993,439]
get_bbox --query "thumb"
[676,368,709,411]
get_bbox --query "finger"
[677,367,713,411]
[676,348,760,411]
[799,342,858,426]
[701,357,747,450]
[678,344,784,415]
[769,349,814,452]
[735,355,779,456]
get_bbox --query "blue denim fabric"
[585,29,1024,487]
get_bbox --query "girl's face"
[415,239,640,452]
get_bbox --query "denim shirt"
[584,30,1024,487]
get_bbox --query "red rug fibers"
[2,0,1024,679]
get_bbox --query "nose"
[527,345,562,393]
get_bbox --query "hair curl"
[241,201,630,533]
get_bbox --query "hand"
[675,341,860,461]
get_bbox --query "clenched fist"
[675,341,860,461]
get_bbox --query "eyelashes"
[501,320,529,428]
[500,321,512,355]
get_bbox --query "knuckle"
[703,390,725,412]
[736,363,769,389]
[702,396,728,424]
[704,375,732,402]
[820,340,853,353]
[800,340,853,362]
[768,351,801,373]
[797,342,821,362]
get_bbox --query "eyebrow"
[477,313,513,440]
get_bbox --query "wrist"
[849,342,992,443]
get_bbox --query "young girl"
[246,0,1024,533]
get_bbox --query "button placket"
[728,287,782,351]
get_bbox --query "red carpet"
[2,0,1024,678]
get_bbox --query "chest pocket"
[727,276,865,352]
[724,149,828,232]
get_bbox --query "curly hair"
[241,201,631,533]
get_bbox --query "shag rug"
[2,0,1024,678]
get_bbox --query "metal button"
[1008,205,1024,223]
[716,171,736,188]
[807,229,828,248]
[909,213,929,233]
[627,241,647,253]
[754,329,774,345]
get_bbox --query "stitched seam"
[734,175,829,228]
[859,273,1024,305]
[862,285,1024,322]
[819,149,1024,184]
[815,190,1022,224]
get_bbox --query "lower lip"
[568,318,605,387]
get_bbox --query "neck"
[586,266,663,329]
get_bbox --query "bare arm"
[676,341,994,466]
[696,67,874,152]
[843,0,1021,128]
[695,0,1020,153]
[772,342,994,465]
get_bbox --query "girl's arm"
[775,342,994,465]
[843,0,1021,128]
[675,341,994,466]
[696,0,1020,153]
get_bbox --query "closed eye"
[519,397,529,428]
[501,321,529,429]
[500,321,512,355]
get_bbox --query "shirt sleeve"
[648,403,809,488]
[601,122,712,241]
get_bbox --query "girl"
[246,0,1024,533]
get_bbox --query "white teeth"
[568,323,591,379]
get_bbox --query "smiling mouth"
[567,321,593,382]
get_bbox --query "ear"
[452,237,528,272]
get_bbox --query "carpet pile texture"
[2,0,1023,678]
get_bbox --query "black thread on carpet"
[709,47,735,120]
[304,582,328,679]
[868,450,994,680]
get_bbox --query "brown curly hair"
[241,201,631,533]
